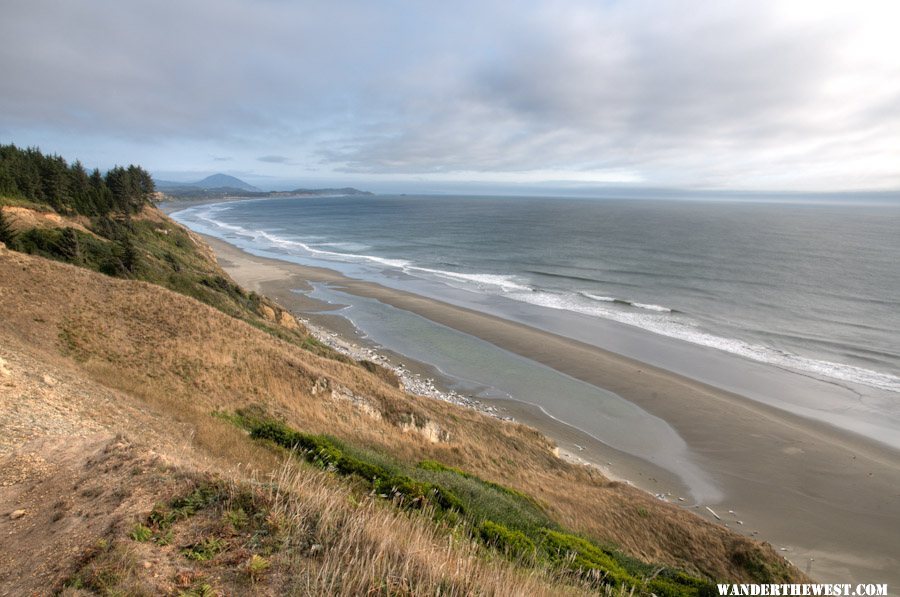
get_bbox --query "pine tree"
[120,236,139,274]
[0,208,16,247]
[57,227,80,262]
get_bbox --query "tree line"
[0,144,155,216]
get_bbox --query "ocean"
[171,193,900,458]
[174,195,900,390]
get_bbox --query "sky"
[2,0,899,193]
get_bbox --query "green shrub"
[540,529,633,585]
[647,576,718,597]
[237,414,713,595]
[129,523,153,542]
[246,554,270,580]
[415,460,552,536]
[183,537,226,561]
[0,208,16,246]
[13,226,133,277]
[478,520,536,558]
[148,482,227,530]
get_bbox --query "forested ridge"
[0,143,154,216]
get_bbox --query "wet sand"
[203,234,900,585]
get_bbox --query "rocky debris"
[330,386,383,421]
[277,309,300,330]
[259,304,277,321]
[1,452,55,487]
[298,317,508,421]
[9,509,25,520]
[310,377,329,396]
[398,415,450,444]
[257,302,300,330]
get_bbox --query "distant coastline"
[154,172,373,201]
[158,187,373,201]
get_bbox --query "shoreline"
[197,231,900,585]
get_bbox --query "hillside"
[0,147,806,594]
[194,174,261,192]
[154,174,262,195]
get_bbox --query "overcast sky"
[2,0,899,192]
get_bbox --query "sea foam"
[179,202,900,395]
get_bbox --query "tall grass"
[265,461,614,596]
[240,414,716,596]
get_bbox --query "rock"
[10,510,26,520]
[277,309,300,330]
[310,377,329,395]
[259,304,276,321]
[143,561,152,569]
[42,374,56,386]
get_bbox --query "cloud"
[1,0,899,190]
[257,155,294,164]
[212,156,232,162]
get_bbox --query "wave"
[183,206,412,268]
[581,292,673,313]
[184,205,529,292]
[526,269,609,285]
[176,204,900,395]
[511,290,900,394]
[407,266,531,292]
[525,269,645,289]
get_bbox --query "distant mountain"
[194,174,261,192]
[154,173,261,194]
[154,175,372,200]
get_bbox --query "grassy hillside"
[0,147,805,593]
[0,245,804,593]
[1,196,346,364]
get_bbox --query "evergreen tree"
[119,236,139,274]
[0,209,15,247]
[0,144,153,216]
[57,227,81,262]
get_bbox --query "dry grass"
[55,452,615,596]
[263,461,607,596]
[0,243,803,584]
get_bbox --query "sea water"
[172,195,900,445]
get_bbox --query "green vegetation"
[66,480,277,595]
[13,226,138,277]
[232,412,717,596]
[245,554,271,580]
[0,208,15,246]
[0,144,252,315]
[1,145,362,366]
[183,537,227,561]
[477,520,537,558]
[178,584,217,597]
[0,144,153,216]
[148,483,228,531]
[129,523,153,542]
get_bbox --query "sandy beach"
[201,233,899,585]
